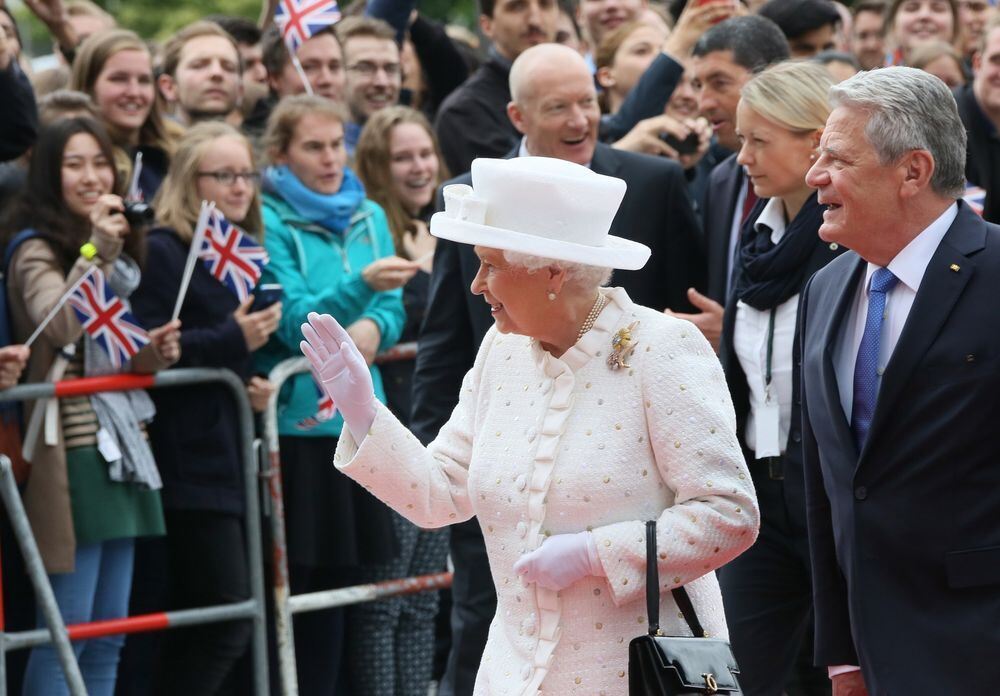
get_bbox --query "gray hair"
[502,250,613,292]
[829,66,966,198]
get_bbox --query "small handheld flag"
[198,209,269,302]
[275,0,342,52]
[67,267,150,368]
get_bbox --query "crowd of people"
[0,0,998,694]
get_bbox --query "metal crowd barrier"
[263,342,453,696]
[0,369,269,695]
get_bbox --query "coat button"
[517,521,527,538]
[527,427,538,443]
[516,474,527,491]
[522,614,537,636]
[521,664,532,680]
[791,432,802,443]
[854,486,867,501]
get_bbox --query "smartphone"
[659,131,701,156]
[251,283,283,312]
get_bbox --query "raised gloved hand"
[300,312,376,441]
[512,531,605,591]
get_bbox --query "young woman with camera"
[2,116,180,696]
[129,121,280,695]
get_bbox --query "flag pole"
[172,201,215,321]
[24,268,96,348]
[127,151,144,202]
[288,48,314,96]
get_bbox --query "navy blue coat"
[131,226,251,514]
[799,202,1000,693]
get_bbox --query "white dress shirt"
[733,197,798,458]
[834,203,958,421]
[725,170,751,299]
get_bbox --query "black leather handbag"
[628,520,743,695]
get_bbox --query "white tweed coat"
[336,287,759,695]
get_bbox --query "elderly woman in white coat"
[301,156,759,695]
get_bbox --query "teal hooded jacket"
[255,192,405,437]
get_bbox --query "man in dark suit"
[670,16,789,350]
[800,66,1000,695]
[412,43,703,696]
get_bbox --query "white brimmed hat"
[430,157,651,270]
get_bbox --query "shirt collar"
[753,197,787,245]
[864,202,958,294]
[518,137,593,169]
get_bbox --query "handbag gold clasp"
[702,672,719,693]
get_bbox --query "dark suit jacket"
[799,202,1000,693]
[410,142,705,444]
[719,198,844,533]
[703,154,745,305]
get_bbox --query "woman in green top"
[255,95,411,693]
[3,117,180,696]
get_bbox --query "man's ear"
[595,66,615,91]
[479,14,494,41]
[973,50,982,74]
[898,149,936,199]
[157,73,178,104]
[508,100,527,135]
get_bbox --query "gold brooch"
[608,321,639,370]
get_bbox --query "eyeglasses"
[346,61,401,78]
[196,171,261,186]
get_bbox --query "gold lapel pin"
[950,263,961,272]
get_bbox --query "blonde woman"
[717,60,847,695]
[70,29,182,200]
[352,105,450,694]
[130,122,280,694]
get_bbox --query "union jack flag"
[198,210,269,302]
[67,267,150,369]
[963,181,986,217]
[294,377,337,431]
[275,0,342,52]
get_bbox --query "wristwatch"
[79,242,98,261]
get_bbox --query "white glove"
[513,531,605,591]
[300,312,376,441]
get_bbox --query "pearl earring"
[547,292,557,301]
[809,153,817,162]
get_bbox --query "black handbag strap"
[645,520,706,638]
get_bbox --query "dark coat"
[703,153,745,305]
[131,227,251,514]
[955,83,1000,224]
[410,142,704,444]
[799,202,1000,693]
[434,52,519,178]
[0,61,37,164]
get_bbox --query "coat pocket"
[945,544,1000,589]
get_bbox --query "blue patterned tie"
[851,267,899,450]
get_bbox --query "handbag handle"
[645,520,706,638]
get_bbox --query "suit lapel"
[861,205,986,459]
[589,143,622,178]
[819,256,866,454]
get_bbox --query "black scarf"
[734,192,824,311]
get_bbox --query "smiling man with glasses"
[335,16,402,156]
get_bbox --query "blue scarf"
[265,164,366,233]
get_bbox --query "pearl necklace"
[576,293,608,342]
